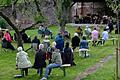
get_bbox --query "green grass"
[0,26,119,80]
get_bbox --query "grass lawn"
[0,25,119,80]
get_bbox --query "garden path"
[75,54,113,80]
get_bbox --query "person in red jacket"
[3,30,12,42]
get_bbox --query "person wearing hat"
[71,33,80,51]
[16,47,32,77]
[33,44,46,77]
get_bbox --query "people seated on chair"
[71,33,80,51]
[16,47,32,77]
[80,36,89,49]
[3,30,12,43]
[20,30,31,43]
[76,26,83,36]
[32,44,46,77]
[91,28,99,46]
[38,25,46,37]
[85,25,91,38]
[38,25,53,38]
[43,35,50,51]
[47,42,56,64]
[41,42,62,80]
[63,30,70,39]
[102,28,109,45]
[55,33,64,51]
[80,36,89,57]
[2,38,15,50]
[62,42,76,66]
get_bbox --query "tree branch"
[21,21,41,32]
[70,2,76,9]
[0,11,19,33]
[34,0,41,12]
[13,0,19,5]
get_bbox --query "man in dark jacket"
[55,34,64,51]
[71,33,80,51]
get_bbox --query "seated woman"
[2,38,15,50]
[20,30,31,43]
[16,47,32,77]
[63,30,70,39]
[85,25,91,38]
[76,26,83,36]
[80,36,89,57]
[62,42,76,66]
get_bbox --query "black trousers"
[21,68,28,77]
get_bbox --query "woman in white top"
[16,47,32,77]
[102,28,109,45]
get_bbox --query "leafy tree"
[59,0,75,32]
[105,0,120,79]
[0,0,41,47]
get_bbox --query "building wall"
[72,2,105,18]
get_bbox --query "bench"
[60,64,71,76]
[108,38,117,45]
[79,49,90,58]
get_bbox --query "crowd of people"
[0,18,120,80]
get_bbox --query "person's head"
[34,36,37,39]
[86,25,89,28]
[74,33,78,36]
[39,44,44,49]
[52,41,56,48]
[17,47,23,52]
[45,35,49,39]
[94,28,96,30]
[82,36,86,40]
[65,42,69,48]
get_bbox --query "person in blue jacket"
[55,33,64,51]
[80,36,89,49]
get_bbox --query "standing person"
[33,44,46,77]
[91,28,99,46]
[41,42,62,80]
[31,36,40,50]
[108,21,114,33]
[16,47,32,77]
[63,42,76,66]
[71,33,80,51]
[102,28,109,45]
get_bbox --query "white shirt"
[102,31,109,40]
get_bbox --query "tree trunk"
[0,12,23,47]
